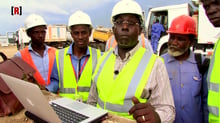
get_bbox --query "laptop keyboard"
[51,103,89,123]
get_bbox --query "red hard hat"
[167,15,197,36]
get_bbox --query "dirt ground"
[0,45,18,62]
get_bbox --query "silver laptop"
[0,73,108,123]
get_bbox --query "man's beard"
[168,45,188,57]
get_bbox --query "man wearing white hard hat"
[50,10,101,102]
[87,0,175,122]
[15,14,56,91]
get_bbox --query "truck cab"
[145,3,220,57]
[89,27,113,52]
[146,3,193,55]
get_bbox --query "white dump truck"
[145,2,220,57]
[0,36,9,47]
[16,24,73,50]
[0,32,16,47]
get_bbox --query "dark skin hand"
[129,96,161,123]
[22,73,47,91]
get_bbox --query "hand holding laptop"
[22,73,48,91]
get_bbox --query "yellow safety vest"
[93,47,157,119]
[207,39,220,122]
[57,46,101,102]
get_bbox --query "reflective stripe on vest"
[93,50,113,83]
[57,47,100,101]
[20,47,56,85]
[207,39,220,121]
[140,33,145,48]
[107,35,115,50]
[94,48,156,118]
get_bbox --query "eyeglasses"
[114,20,139,27]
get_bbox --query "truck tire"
[97,43,105,52]
[159,44,168,56]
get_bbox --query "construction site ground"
[0,45,18,62]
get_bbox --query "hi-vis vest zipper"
[57,46,101,102]
[207,39,220,122]
[93,47,157,119]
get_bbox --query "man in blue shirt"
[15,14,56,91]
[151,19,165,53]
[162,15,208,123]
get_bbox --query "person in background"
[105,33,153,53]
[162,15,208,123]
[14,14,56,91]
[200,0,220,122]
[87,0,175,122]
[50,10,101,102]
[151,19,165,54]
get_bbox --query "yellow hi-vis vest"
[207,39,220,122]
[93,47,157,119]
[57,46,101,102]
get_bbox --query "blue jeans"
[151,34,160,53]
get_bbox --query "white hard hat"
[111,0,143,24]
[24,14,47,31]
[68,10,92,28]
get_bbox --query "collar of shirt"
[113,41,142,62]
[113,42,142,78]
[167,50,196,64]
[66,43,90,58]
[28,43,49,56]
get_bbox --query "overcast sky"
[0,0,191,35]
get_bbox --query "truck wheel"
[159,44,168,56]
[97,43,105,52]
[17,44,20,50]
